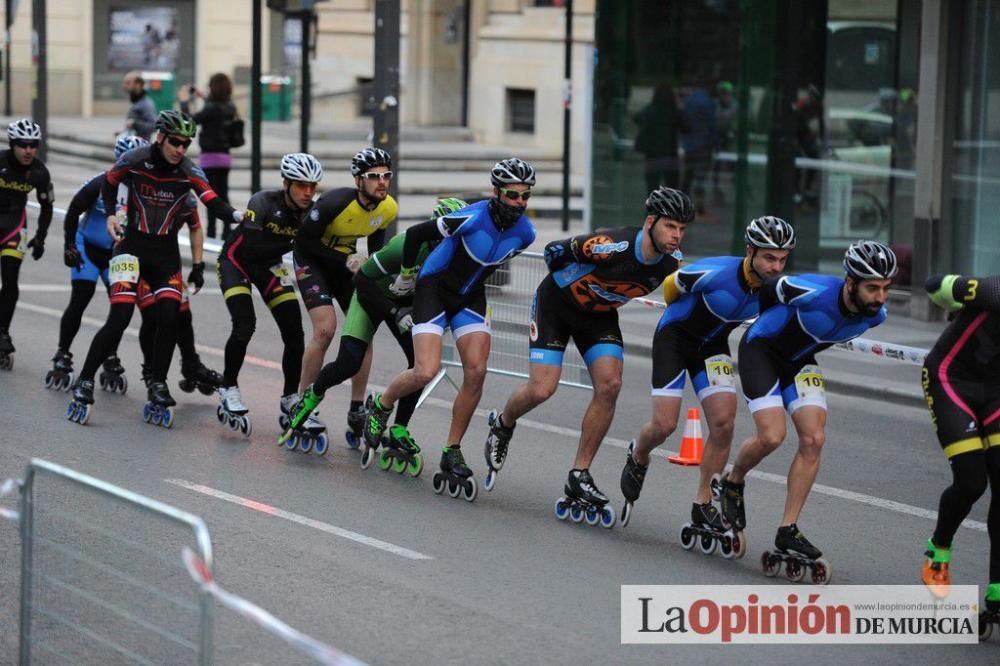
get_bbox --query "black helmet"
[350,147,392,176]
[645,187,694,223]
[155,110,196,139]
[843,240,898,281]
[490,158,536,188]
[745,216,796,250]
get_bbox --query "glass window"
[507,88,536,133]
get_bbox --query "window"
[357,77,375,117]
[507,88,535,133]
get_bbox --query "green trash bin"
[260,75,293,122]
[141,71,176,112]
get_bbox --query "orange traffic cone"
[669,407,704,466]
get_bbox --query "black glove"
[27,235,44,261]
[187,261,205,291]
[63,243,83,269]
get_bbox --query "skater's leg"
[381,332,442,407]
[58,280,98,351]
[447,330,490,447]
[573,355,623,470]
[0,254,23,332]
[500,363,561,427]
[314,336,366,396]
[388,326,418,427]
[176,302,197,364]
[300,304,337,392]
[986,447,1000,582]
[269,299,304,397]
[223,293,256,387]
[932,450,988,550]
[80,302,135,380]
[695,391,738,504]
[150,297,180,383]
[781,405,827,526]
[633,396,682,465]
[728,406,787,483]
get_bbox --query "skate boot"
[679,502,747,560]
[140,363,153,390]
[432,446,477,502]
[345,403,366,450]
[761,524,832,584]
[979,582,1000,641]
[45,348,74,391]
[718,472,747,530]
[98,354,128,394]
[278,389,328,454]
[921,538,952,599]
[143,381,176,428]
[217,385,251,437]
[179,354,223,395]
[361,393,393,466]
[377,424,423,477]
[66,378,95,425]
[0,330,14,370]
[619,440,647,527]
[555,469,616,528]
[483,409,515,491]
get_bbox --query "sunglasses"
[499,188,531,202]
[166,136,192,149]
[361,171,393,181]
[13,140,39,149]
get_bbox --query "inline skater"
[0,119,53,371]
[216,153,323,439]
[484,186,691,527]
[280,197,469,465]
[719,240,897,583]
[365,158,537,502]
[620,216,795,551]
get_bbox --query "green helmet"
[432,197,468,218]
[155,110,196,139]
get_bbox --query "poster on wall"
[108,7,180,71]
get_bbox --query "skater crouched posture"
[921,273,1000,626]
[282,197,469,464]
[365,159,537,502]
[485,186,691,526]
[216,153,323,439]
[68,110,242,426]
[720,240,896,583]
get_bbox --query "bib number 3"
[794,364,825,399]
[109,254,140,284]
[704,354,736,388]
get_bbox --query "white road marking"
[166,479,433,561]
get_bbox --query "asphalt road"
[0,237,992,665]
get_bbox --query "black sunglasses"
[166,136,192,149]
[13,140,39,149]
[499,188,531,202]
[361,171,393,181]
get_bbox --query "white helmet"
[843,240,898,280]
[8,118,41,142]
[490,157,536,188]
[280,153,324,183]
[745,216,796,250]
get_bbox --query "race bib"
[704,353,736,387]
[270,262,294,287]
[109,254,140,284]
[794,364,825,399]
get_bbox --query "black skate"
[98,354,128,394]
[361,393,392,467]
[376,424,423,477]
[619,440,648,527]
[279,392,326,454]
[761,524,832,584]
[143,381,176,429]
[719,472,746,530]
[679,502,747,559]
[179,354,223,395]
[980,583,1000,641]
[140,363,153,390]
[432,446,477,502]
[345,404,366,450]
[0,330,14,371]
[483,409,515,491]
[66,379,95,425]
[45,348,74,391]
[555,469,616,528]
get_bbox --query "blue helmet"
[114,134,149,160]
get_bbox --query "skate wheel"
[432,472,445,494]
[239,416,252,438]
[345,430,360,450]
[228,415,240,431]
[361,445,376,469]
[730,530,747,559]
[45,371,54,389]
[484,468,497,492]
[585,505,600,527]
[600,506,616,529]
[64,374,74,392]
[620,502,633,528]
[77,404,91,426]
[198,383,213,396]
[461,477,478,502]
[447,478,461,499]
[810,557,832,585]
[161,407,174,429]
[392,456,407,474]
[679,523,697,550]
[377,449,391,471]
[298,435,313,454]
[118,376,128,395]
[99,374,108,390]
[216,405,226,424]
[66,402,76,420]
[142,404,152,423]
[698,533,717,556]
[554,497,569,521]
[980,612,993,642]
[179,379,194,393]
[761,551,781,577]
[314,432,328,455]
[408,453,423,478]
[720,534,735,559]
[285,433,298,451]
[569,504,584,523]
[784,558,806,583]
[278,414,289,430]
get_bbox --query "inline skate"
[619,440,647,527]
[217,385,252,437]
[483,409,515,491]
[66,378,95,425]
[44,348,74,391]
[0,330,14,370]
[279,392,327,454]
[921,537,951,599]
[679,501,747,559]
[979,583,1000,641]
[761,523,832,584]
[142,381,175,428]
[345,403,366,450]
[98,354,128,394]
[718,472,746,530]
[555,469,616,528]
[376,424,423,477]
[179,354,223,395]
[361,393,393,468]
[432,446,477,501]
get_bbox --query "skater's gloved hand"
[27,235,45,260]
[346,253,366,273]
[63,243,83,269]
[926,274,962,313]
[106,215,125,243]
[392,306,414,334]
[231,209,245,224]
[187,261,205,294]
[389,266,418,296]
